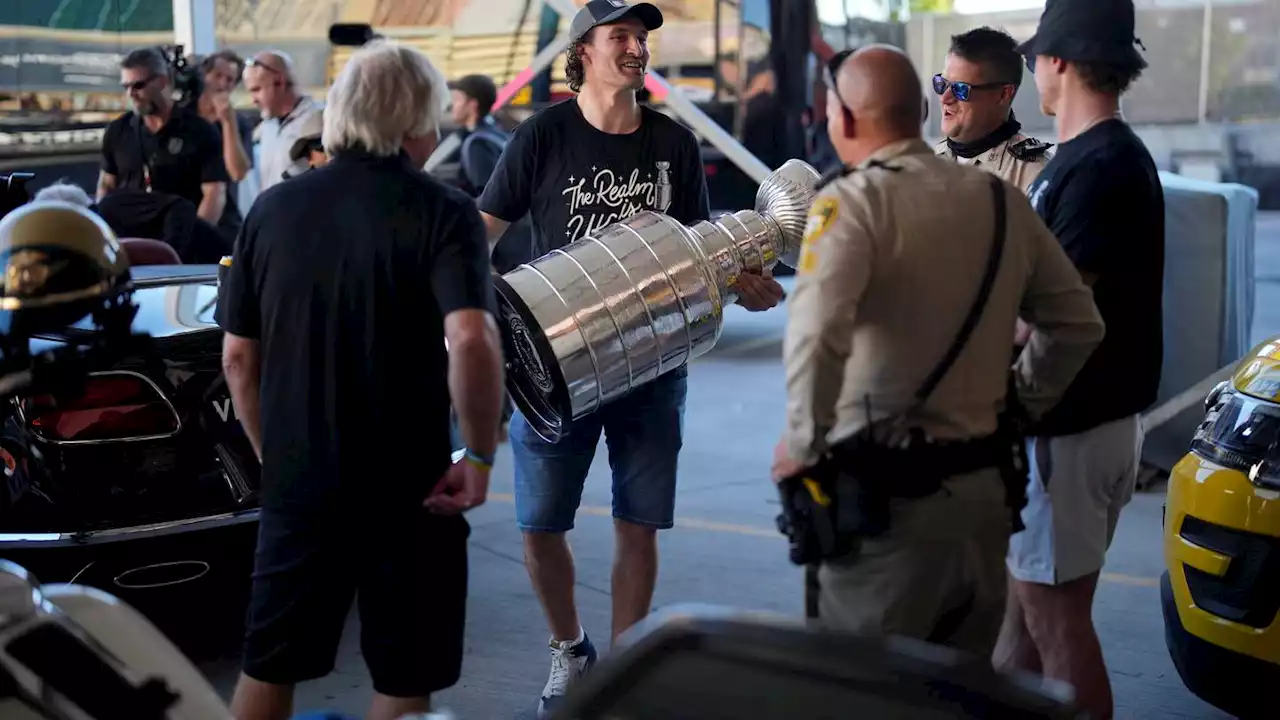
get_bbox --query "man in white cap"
[283,111,327,179]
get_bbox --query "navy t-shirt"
[218,149,495,513]
[1026,119,1165,436]
[477,98,711,259]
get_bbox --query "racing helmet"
[0,200,132,340]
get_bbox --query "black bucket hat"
[569,0,664,44]
[1017,0,1148,73]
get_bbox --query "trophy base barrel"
[493,274,573,444]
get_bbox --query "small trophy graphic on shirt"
[655,161,672,213]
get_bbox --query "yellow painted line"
[1101,573,1160,588]
[483,493,1160,586]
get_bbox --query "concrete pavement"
[201,215,1280,718]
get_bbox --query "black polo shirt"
[218,149,495,514]
[101,105,229,208]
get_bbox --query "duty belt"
[776,424,1028,567]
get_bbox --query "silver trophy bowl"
[494,158,821,443]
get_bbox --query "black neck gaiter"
[946,111,1021,159]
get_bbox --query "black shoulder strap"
[912,173,1008,409]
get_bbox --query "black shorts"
[241,506,469,697]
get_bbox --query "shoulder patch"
[1009,137,1053,162]
[798,196,839,273]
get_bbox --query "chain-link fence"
[906,0,1280,138]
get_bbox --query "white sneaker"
[536,631,598,719]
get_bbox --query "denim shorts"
[510,369,687,533]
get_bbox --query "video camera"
[158,44,203,109]
[328,23,383,47]
[0,172,33,220]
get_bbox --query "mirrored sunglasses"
[931,74,1009,102]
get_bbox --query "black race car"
[0,264,260,658]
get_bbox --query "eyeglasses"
[244,57,284,75]
[122,75,158,92]
[824,49,855,111]
[931,74,1010,102]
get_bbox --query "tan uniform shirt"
[933,132,1053,194]
[782,139,1104,466]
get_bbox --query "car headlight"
[1190,387,1280,490]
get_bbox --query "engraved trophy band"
[494,158,821,443]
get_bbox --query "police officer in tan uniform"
[770,45,1105,657]
[932,27,1052,193]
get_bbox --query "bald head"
[245,49,300,118]
[250,51,296,84]
[835,44,924,135]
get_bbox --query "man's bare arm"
[221,119,252,182]
[198,181,227,225]
[222,333,263,460]
[96,171,117,201]
[445,308,505,458]
[480,211,511,253]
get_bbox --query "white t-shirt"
[255,95,323,193]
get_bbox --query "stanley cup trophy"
[494,158,822,443]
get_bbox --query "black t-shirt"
[218,149,495,513]
[1026,119,1165,436]
[101,106,230,209]
[477,99,712,258]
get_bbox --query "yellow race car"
[1163,335,1280,718]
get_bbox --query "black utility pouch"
[776,460,857,565]
[997,372,1031,534]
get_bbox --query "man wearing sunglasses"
[98,47,231,233]
[244,51,323,193]
[933,27,1052,194]
[772,44,1103,662]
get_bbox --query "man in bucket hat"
[994,2,1165,719]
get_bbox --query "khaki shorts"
[816,469,1012,658]
[1006,414,1143,586]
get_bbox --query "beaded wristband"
[464,448,493,470]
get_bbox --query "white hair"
[322,40,448,158]
[33,181,92,208]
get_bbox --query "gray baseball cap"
[569,0,664,43]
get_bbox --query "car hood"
[25,265,221,355]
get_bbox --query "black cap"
[569,0,663,44]
[1017,0,1147,72]
[448,74,499,116]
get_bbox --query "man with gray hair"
[244,50,323,192]
[220,39,504,720]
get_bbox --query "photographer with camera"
[98,47,231,236]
